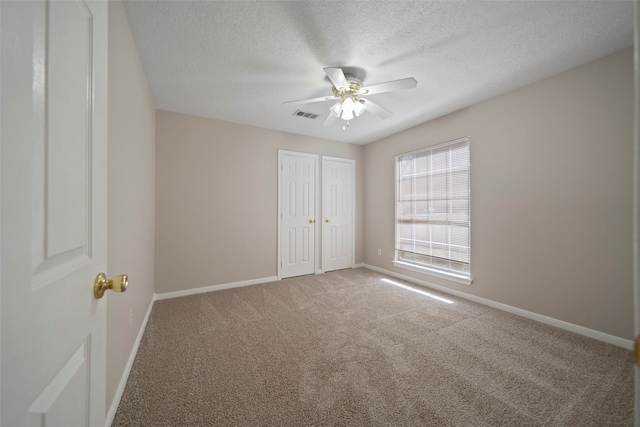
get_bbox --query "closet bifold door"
[278,150,319,279]
[322,156,355,273]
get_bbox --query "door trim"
[633,0,639,423]
[321,156,355,273]
[277,150,320,280]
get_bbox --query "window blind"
[395,137,470,276]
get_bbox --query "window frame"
[392,136,472,286]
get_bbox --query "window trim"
[394,136,472,284]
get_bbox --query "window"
[394,137,471,284]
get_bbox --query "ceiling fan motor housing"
[332,74,367,97]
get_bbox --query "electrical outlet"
[129,308,133,329]
[377,249,382,256]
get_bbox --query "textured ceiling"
[123,1,633,145]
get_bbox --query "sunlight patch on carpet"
[380,278,454,304]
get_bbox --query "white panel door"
[322,157,354,272]
[1,1,108,426]
[279,152,317,278]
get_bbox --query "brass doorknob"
[309,219,315,223]
[326,219,330,223]
[94,273,128,299]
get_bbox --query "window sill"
[392,260,473,286]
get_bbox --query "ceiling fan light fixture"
[341,109,354,121]
[284,67,417,127]
[341,96,356,120]
[330,101,343,118]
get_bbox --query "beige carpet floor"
[113,268,633,426]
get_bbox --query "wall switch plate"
[377,249,382,256]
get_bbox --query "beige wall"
[364,49,634,340]
[155,111,364,294]
[107,0,156,410]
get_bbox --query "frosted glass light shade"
[353,99,366,117]
[329,96,366,121]
[330,101,342,118]
[341,97,355,120]
[341,110,354,121]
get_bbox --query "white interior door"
[322,157,354,272]
[1,1,108,426]
[279,151,318,279]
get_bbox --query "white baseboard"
[353,263,365,268]
[362,263,633,350]
[105,294,156,427]
[154,276,278,301]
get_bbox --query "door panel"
[279,152,316,278]
[323,157,354,272]
[32,0,94,287]
[29,341,89,426]
[1,1,108,426]
[44,0,90,259]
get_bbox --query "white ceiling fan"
[283,67,417,127]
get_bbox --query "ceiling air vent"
[293,110,319,120]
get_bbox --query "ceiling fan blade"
[323,67,348,90]
[361,98,393,119]
[360,77,417,96]
[322,112,337,127]
[282,95,338,106]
